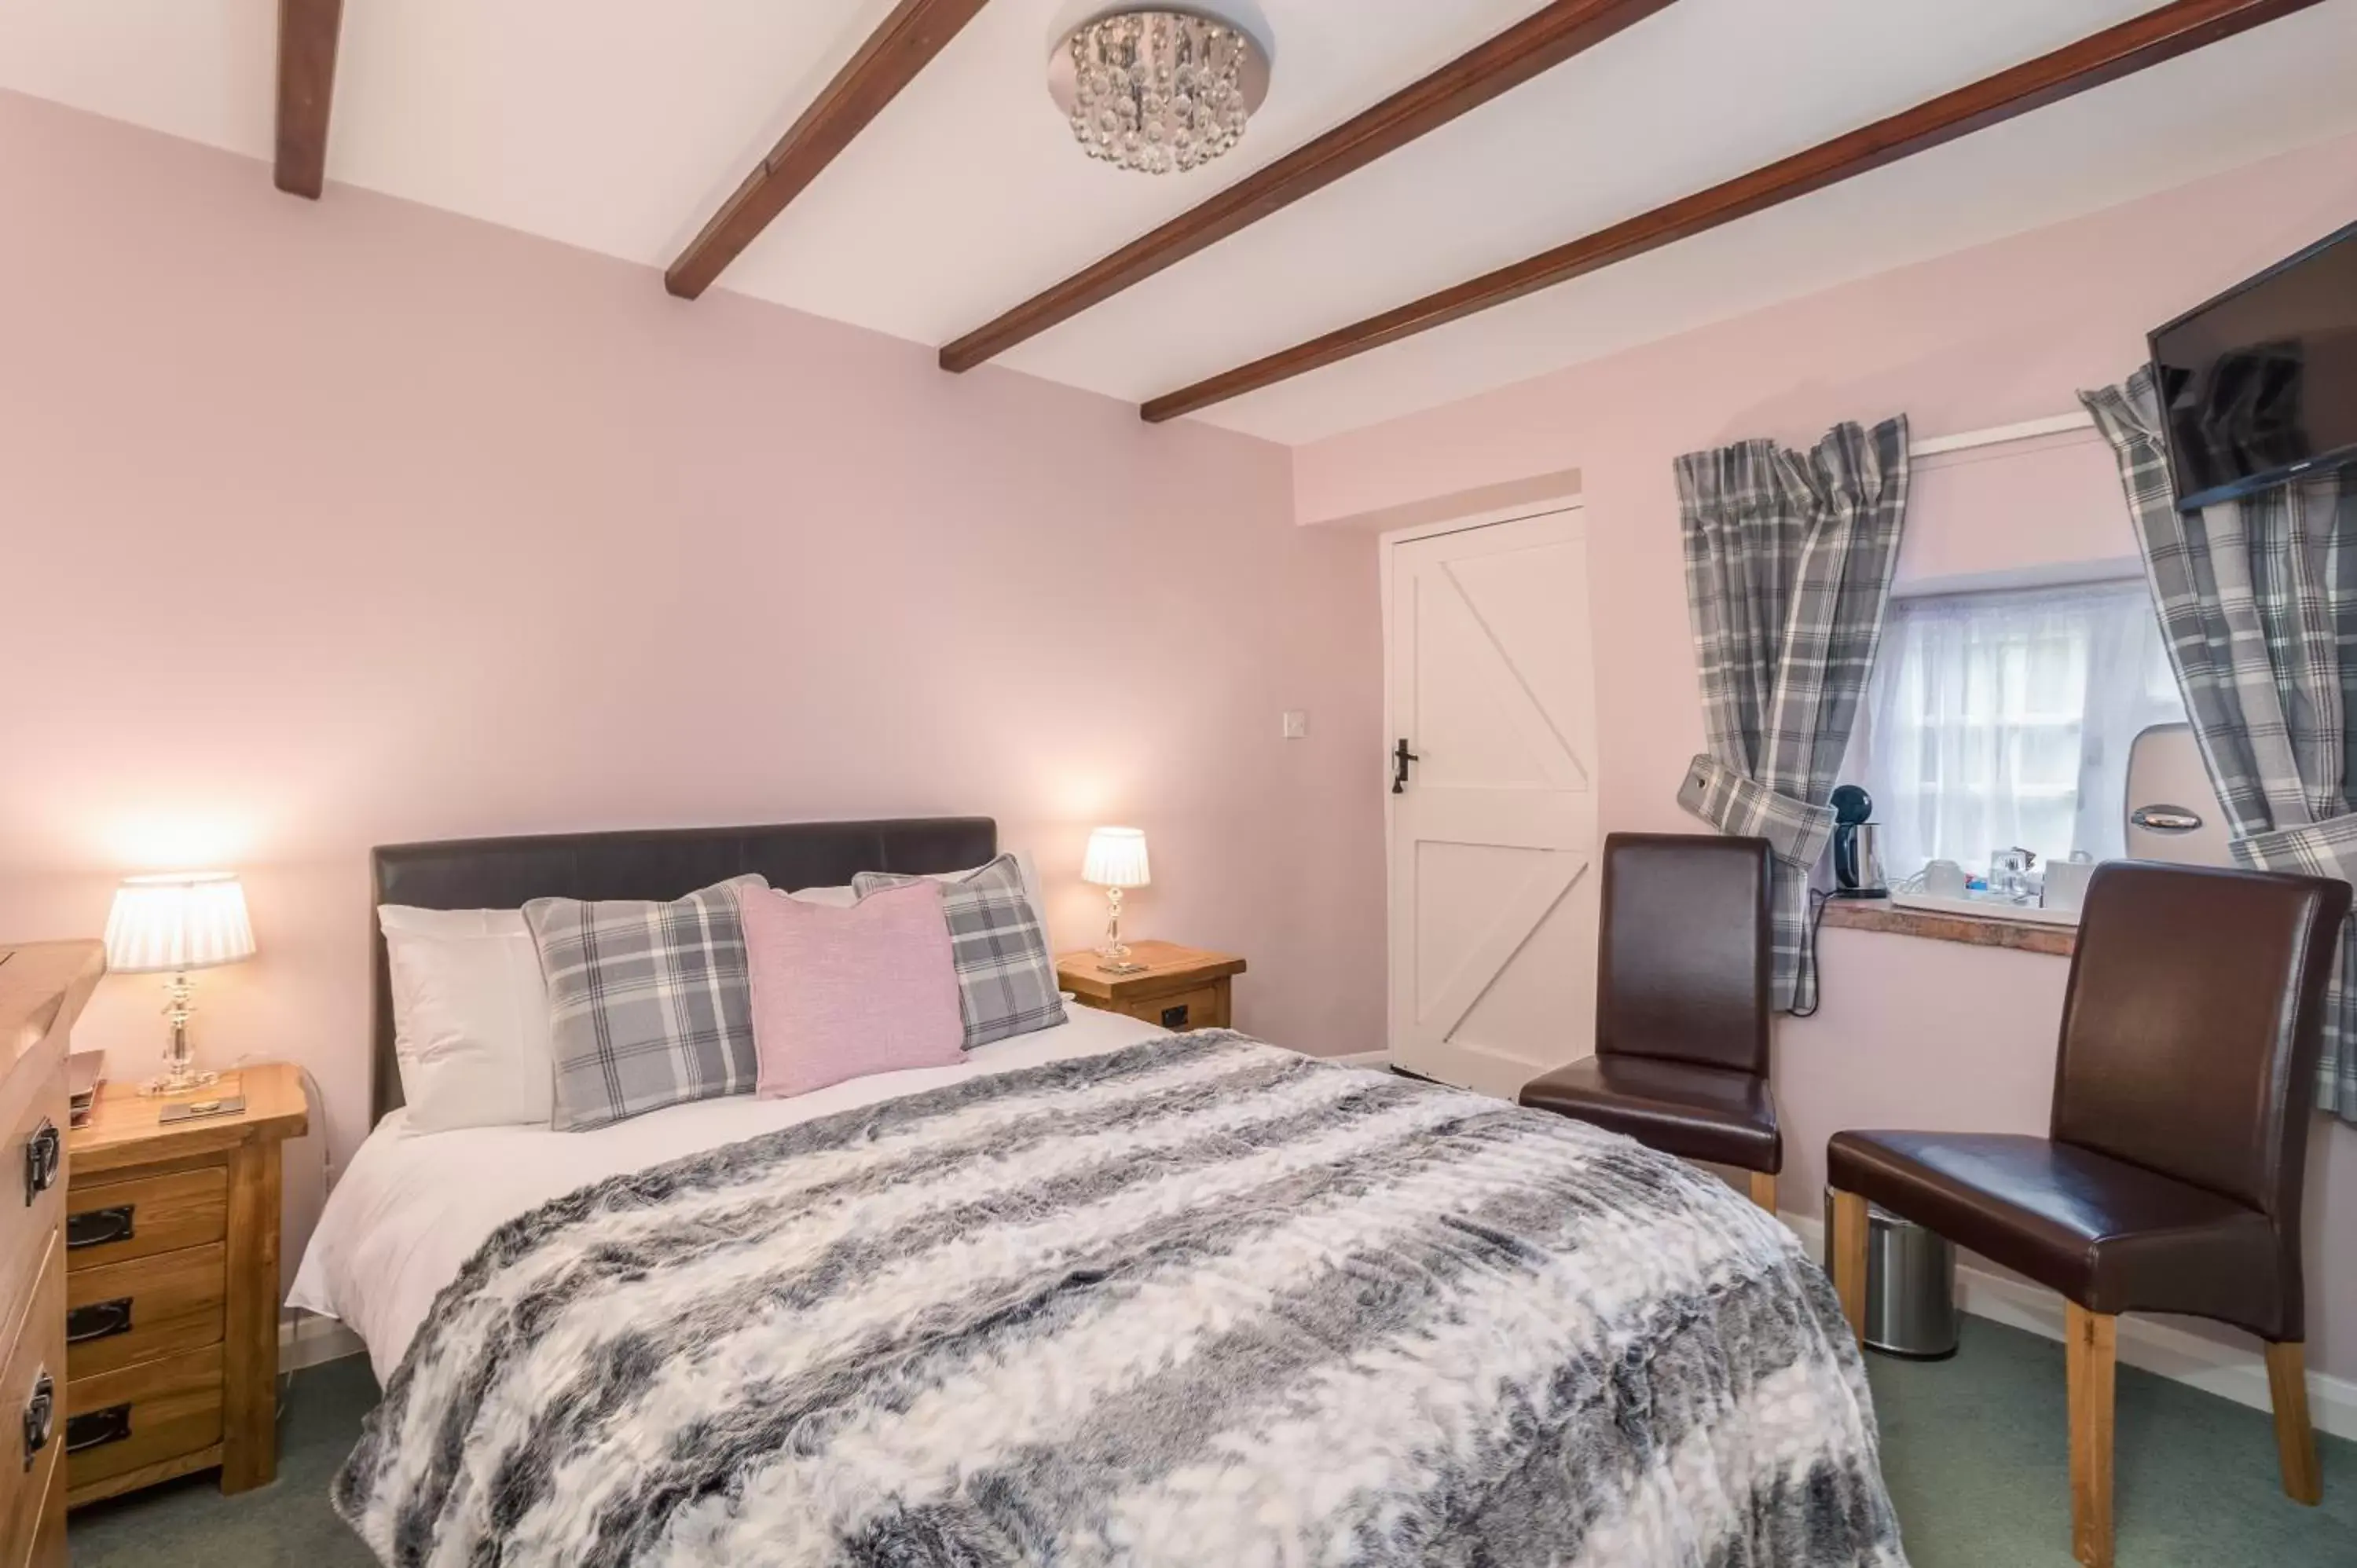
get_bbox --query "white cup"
[1923,859,1968,898]
[2043,853,2098,915]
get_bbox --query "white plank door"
[1385,509,1600,1097]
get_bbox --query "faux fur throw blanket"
[336,1034,1907,1567]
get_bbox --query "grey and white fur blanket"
[336,1033,1907,1567]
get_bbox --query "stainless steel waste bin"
[1823,1194,1958,1359]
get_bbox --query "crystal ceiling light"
[1047,5,1273,175]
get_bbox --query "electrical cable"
[1787,887,1836,1019]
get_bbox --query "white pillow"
[790,852,1054,941]
[1008,850,1049,934]
[378,905,555,1134]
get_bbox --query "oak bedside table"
[62,1062,306,1506]
[1057,941,1245,1032]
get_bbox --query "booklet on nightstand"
[157,1093,247,1124]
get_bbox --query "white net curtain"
[1851,581,2186,883]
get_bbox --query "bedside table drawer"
[65,1243,226,1380]
[64,1343,222,1494]
[1117,984,1230,1032]
[64,1167,228,1273]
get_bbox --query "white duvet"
[289,1006,1171,1381]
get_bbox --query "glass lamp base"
[141,1066,220,1099]
[1095,886,1147,973]
[142,976,219,1097]
[141,1052,220,1099]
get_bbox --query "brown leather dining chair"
[1827,861,2350,1568]
[1519,832,1780,1211]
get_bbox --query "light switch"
[1281,710,1310,739]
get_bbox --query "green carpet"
[1867,1319,2354,1566]
[66,1318,2356,1565]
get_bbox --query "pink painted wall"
[0,90,1384,1275]
[1295,130,2357,1379]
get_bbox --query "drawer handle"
[66,1203,135,1251]
[64,1405,130,1456]
[66,1298,134,1345]
[1160,1003,1190,1029]
[20,1372,51,1471]
[22,1120,59,1207]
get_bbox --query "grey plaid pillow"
[851,855,1065,1049]
[525,875,764,1130]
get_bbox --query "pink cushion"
[742,880,966,1099]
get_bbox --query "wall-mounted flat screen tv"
[2148,218,2357,511]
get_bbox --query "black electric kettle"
[1828,784,1887,899]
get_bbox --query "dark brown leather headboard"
[368,817,997,1125]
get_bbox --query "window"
[1851,580,2187,881]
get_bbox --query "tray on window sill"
[1886,891,2079,927]
[1820,895,2077,957]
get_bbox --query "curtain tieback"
[2231,815,2357,883]
[1676,754,1835,868]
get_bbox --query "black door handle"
[67,1299,134,1345]
[64,1405,131,1455]
[22,1121,58,1207]
[67,1204,135,1251]
[21,1372,51,1471]
[1391,738,1420,794]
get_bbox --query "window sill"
[1820,898,2077,958]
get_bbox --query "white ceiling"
[4,0,2353,445]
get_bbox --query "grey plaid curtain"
[1675,416,1912,1011]
[2081,366,2357,1123]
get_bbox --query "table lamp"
[103,871,255,1096]
[1082,826,1150,975]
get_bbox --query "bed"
[293,1002,1170,1379]
[295,818,1907,1567]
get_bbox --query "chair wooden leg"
[1747,1170,1777,1214]
[2264,1341,2322,1504]
[2066,1303,2117,1568]
[1827,1188,1868,1341]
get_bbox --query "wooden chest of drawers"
[0,942,101,1568]
[63,1063,306,1507]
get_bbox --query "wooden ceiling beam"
[1141,0,2330,424]
[273,0,344,199]
[669,0,990,300]
[939,0,1679,373]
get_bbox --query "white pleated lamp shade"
[1082,827,1151,889]
[103,872,257,974]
